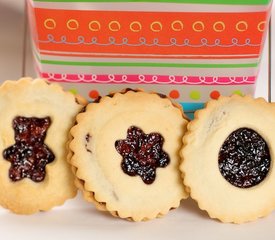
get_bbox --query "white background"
[0,1,275,239]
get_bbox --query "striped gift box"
[27,0,272,115]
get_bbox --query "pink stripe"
[40,72,256,85]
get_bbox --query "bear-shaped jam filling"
[115,126,170,184]
[3,116,55,182]
[218,128,271,188]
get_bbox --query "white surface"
[2,194,275,240]
[0,1,275,239]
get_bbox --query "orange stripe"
[32,8,268,56]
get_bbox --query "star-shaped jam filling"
[115,126,170,184]
[3,116,55,182]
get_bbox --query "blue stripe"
[180,102,205,119]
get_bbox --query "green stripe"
[32,0,271,5]
[40,59,258,68]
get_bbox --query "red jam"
[3,116,55,182]
[115,126,170,184]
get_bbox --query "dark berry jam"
[3,116,55,182]
[85,133,92,153]
[115,126,170,184]
[218,128,270,188]
[156,93,167,99]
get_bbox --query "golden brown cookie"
[0,77,86,214]
[69,89,189,221]
[180,95,275,223]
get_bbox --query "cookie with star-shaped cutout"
[69,89,189,221]
[0,78,86,214]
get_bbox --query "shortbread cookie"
[69,89,189,221]
[180,95,275,223]
[0,78,86,214]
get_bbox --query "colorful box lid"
[28,0,272,116]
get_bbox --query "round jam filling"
[218,128,271,188]
[115,126,170,184]
[3,116,55,182]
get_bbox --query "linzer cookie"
[69,89,189,221]
[180,95,275,223]
[0,78,86,214]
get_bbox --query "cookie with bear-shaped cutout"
[0,78,86,214]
